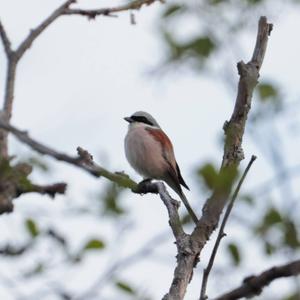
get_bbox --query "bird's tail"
[164,171,198,224]
[179,191,198,224]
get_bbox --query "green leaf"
[283,220,300,249]
[257,83,278,101]
[185,36,215,58]
[227,243,241,266]
[25,219,39,238]
[115,281,136,295]
[283,292,300,300]
[102,183,125,216]
[162,4,183,18]
[83,239,105,251]
[198,163,219,190]
[208,0,227,4]
[246,0,263,4]
[264,208,282,226]
[264,241,276,255]
[255,207,282,234]
[198,163,238,192]
[240,194,254,206]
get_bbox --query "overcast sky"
[0,1,300,299]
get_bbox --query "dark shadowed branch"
[215,259,300,300]
[200,155,257,300]
[17,182,67,198]
[162,17,272,300]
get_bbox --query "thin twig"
[200,155,257,300]
[214,259,300,300]
[64,0,161,19]
[0,20,12,56]
[75,232,169,300]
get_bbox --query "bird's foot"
[135,178,155,194]
[139,178,152,184]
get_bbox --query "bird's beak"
[124,116,133,123]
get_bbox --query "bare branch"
[15,0,75,61]
[215,259,300,300]
[163,16,273,300]
[200,155,257,300]
[0,0,76,158]
[0,117,137,189]
[64,0,161,19]
[17,182,67,198]
[0,20,12,57]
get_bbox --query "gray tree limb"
[214,259,300,300]
[162,16,273,300]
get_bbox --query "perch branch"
[163,17,272,300]
[0,119,188,242]
[200,155,257,300]
[0,117,137,189]
[215,259,300,300]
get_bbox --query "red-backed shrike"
[124,111,198,223]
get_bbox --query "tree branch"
[200,155,257,300]
[64,0,162,19]
[0,118,189,240]
[0,0,76,158]
[0,117,137,189]
[214,259,300,300]
[17,182,67,198]
[14,0,75,61]
[0,20,12,57]
[163,16,273,300]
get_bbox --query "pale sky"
[0,1,299,299]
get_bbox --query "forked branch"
[163,16,272,300]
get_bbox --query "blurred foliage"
[0,0,300,299]
[197,162,239,193]
[227,242,241,266]
[26,156,51,173]
[101,182,126,216]
[82,238,106,251]
[25,218,40,238]
[115,280,136,295]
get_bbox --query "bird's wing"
[145,127,189,190]
[176,162,190,190]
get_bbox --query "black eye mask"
[131,116,154,126]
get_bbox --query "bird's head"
[124,111,160,128]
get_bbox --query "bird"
[124,111,198,224]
